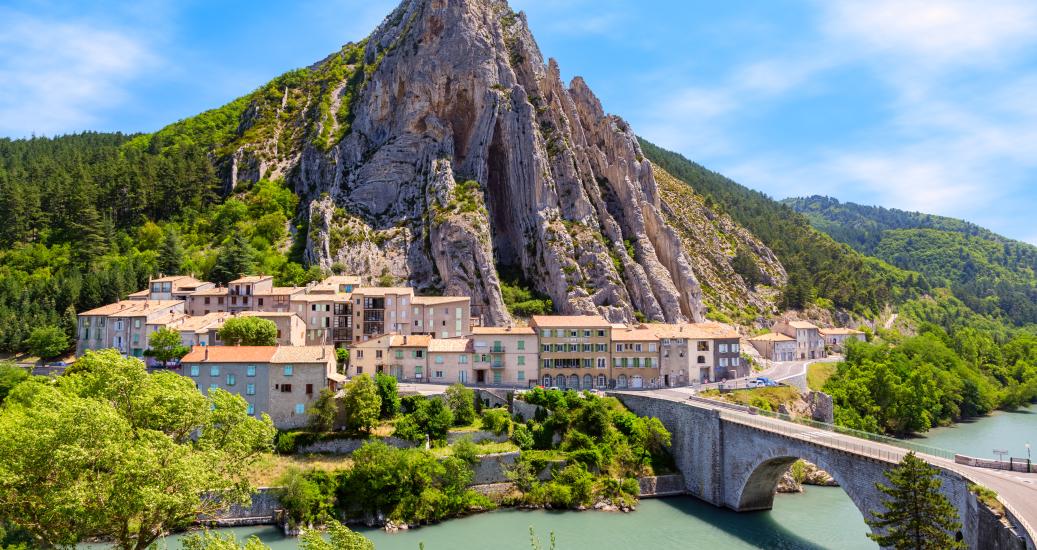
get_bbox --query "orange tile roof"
[272,346,334,363]
[181,346,277,363]
[428,338,473,353]
[611,326,660,342]
[530,315,612,329]
[238,311,302,319]
[176,312,232,332]
[749,332,795,342]
[389,334,432,348]
[189,288,229,297]
[471,326,536,335]
[253,287,306,296]
[650,322,740,340]
[819,328,864,336]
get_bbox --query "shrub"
[511,424,534,450]
[394,397,454,443]
[481,408,511,435]
[452,437,479,466]
[445,384,476,426]
[277,468,336,527]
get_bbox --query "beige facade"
[531,315,611,390]
[238,311,307,346]
[774,321,826,360]
[348,289,472,344]
[176,312,231,347]
[139,275,214,301]
[611,326,661,389]
[470,326,537,387]
[427,338,475,385]
[652,323,746,386]
[749,332,797,362]
[180,345,341,430]
[77,300,185,358]
[819,328,865,352]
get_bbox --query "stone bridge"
[616,391,1037,550]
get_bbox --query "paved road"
[637,389,1037,545]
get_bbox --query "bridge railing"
[685,395,957,460]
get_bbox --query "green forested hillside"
[785,196,1037,326]
[640,139,926,316]
[0,134,319,354]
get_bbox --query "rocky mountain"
[139,0,791,325]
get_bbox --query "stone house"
[610,325,661,389]
[819,328,865,352]
[76,300,185,358]
[749,332,797,362]
[774,320,826,360]
[652,322,745,385]
[530,315,611,390]
[179,345,343,429]
[470,326,537,388]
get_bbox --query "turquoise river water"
[152,405,1035,550]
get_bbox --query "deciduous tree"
[144,326,190,366]
[218,317,278,346]
[341,374,380,434]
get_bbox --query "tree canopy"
[0,349,275,549]
[144,326,191,365]
[866,453,965,549]
[218,317,278,346]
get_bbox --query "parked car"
[746,379,766,388]
[751,377,780,387]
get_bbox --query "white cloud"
[0,10,156,137]
[818,0,1037,70]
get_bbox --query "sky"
[1,0,1036,245]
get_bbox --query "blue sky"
[2,0,1036,245]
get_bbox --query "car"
[746,379,766,388]
[47,361,69,367]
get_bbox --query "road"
[637,388,1037,545]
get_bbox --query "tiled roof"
[253,287,306,296]
[389,334,432,348]
[611,326,660,342]
[428,338,473,352]
[749,333,795,342]
[230,275,273,284]
[127,289,150,298]
[471,326,535,335]
[81,300,182,317]
[152,275,204,284]
[176,312,231,332]
[238,311,302,319]
[351,287,414,297]
[272,346,334,363]
[181,346,277,363]
[288,293,341,302]
[353,334,394,349]
[530,315,612,328]
[787,321,819,330]
[819,328,864,336]
[650,322,740,340]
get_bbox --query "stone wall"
[511,399,544,422]
[638,475,686,497]
[447,430,510,445]
[201,488,281,526]
[956,455,1035,474]
[296,436,415,455]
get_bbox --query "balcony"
[490,362,504,369]
[489,345,505,354]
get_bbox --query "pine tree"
[160,227,185,275]
[867,452,965,549]
[211,234,256,284]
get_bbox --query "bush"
[445,384,476,426]
[375,372,401,419]
[341,375,381,434]
[277,468,336,527]
[511,424,534,450]
[452,437,479,466]
[393,397,454,443]
[481,408,511,435]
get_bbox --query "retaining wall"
[296,436,415,455]
[956,454,1035,474]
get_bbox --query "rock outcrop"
[159,0,788,326]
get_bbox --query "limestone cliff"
[156,0,788,326]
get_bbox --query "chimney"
[204,347,209,360]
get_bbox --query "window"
[246,383,256,395]
[189,365,199,376]
[306,384,314,395]
[570,330,578,337]
[583,330,591,337]
[226,374,236,386]
[719,344,729,353]
[415,366,423,379]
[208,383,218,392]
[568,344,578,352]
[597,330,605,337]
[459,355,468,364]
[615,344,623,352]
[732,343,740,353]
[284,365,294,376]
[294,403,305,415]
[258,298,264,306]
[597,358,606,369]
[635,344,643,352]
[697,356,706,364]
[541,329,551,338]
[517,340,525,350]
[210,365,220,377]
[517,356,525,366]
[542,344,550,352]
[596,344,606,352]
[582,344,592,352]
[698,341,710,352]
[649,343,657,352]
[247,403,255,415]
[204,297,211,305]
[414,350,424,359]
[134,319,141,329]
[517,370,525,381]
[246,365,256,377]
[435,370,444,378]
[395,350,403,359]
[281,384,292,393]
[435,355,444,364]
[614,357,622,367]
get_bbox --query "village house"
[175,312,232,347]
[819,327,866,352]
[749,332,797,362]
[470,326,537,387]
[530,315,611,390]
[76,300,185,358]
[426,338,475,385]
[130,275,214,301]
[179,345,343,429]
[610,325,661,389]
[774,320,826,360]
[653,322,746,386]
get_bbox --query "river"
[150,405,1035,550]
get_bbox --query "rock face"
[160,0,795,325]
[279,0,707,324]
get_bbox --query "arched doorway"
[569,374,580,389]
[583,374,593,389]
[555,374,566,388]
[616,374,628,388]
